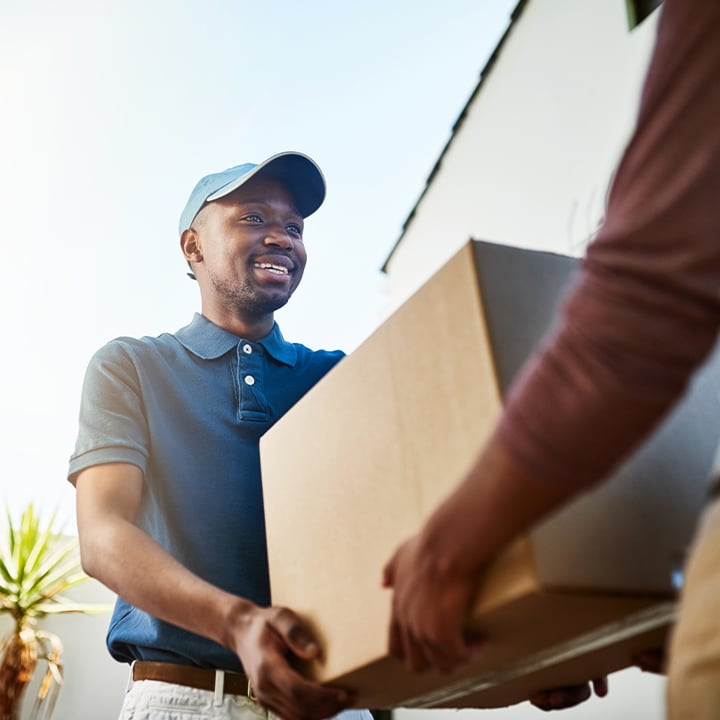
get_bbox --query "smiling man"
[180,160,311,337]
[69,153,369,720]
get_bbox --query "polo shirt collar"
[175,313,297,366]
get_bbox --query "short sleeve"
[68,339,150,483]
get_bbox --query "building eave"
[381,0,530,272]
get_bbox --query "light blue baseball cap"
[178,151,326,235]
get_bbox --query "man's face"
[192,175,307,321]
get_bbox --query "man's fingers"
[268,686,350,720]
[403,628,432,673]
[633,648,666,674]
[388,600,484,673]
[388,618,405,661]
[382,551,398,588]
[592,676,609,697]
[393,622,474,674]
[251,663,352,720]
[421,636,471,674]
[462,627,487,652]
[530,683,591,711]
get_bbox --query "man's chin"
[241,292,293,318]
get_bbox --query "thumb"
[382,551,398,588]
[272,608,321,659]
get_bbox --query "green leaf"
[32,600,113,616]
[0,501,108,623]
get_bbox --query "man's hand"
[633,648,666,674]
[230,603,353,720]
[382,533,485,674]
[384,534,609,713]
[382,439,575,676]
[530,677,608,711]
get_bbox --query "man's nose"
[263,226,294,249]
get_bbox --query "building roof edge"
[381,0,530,272]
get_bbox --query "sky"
[0,0,519,524]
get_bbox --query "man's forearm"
[75,465,251,652]
[497,0,720,493]
[78,501,250,651]
[418,435,575,579]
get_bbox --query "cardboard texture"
[260,240,720,709]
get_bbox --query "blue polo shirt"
[68,313,344,670]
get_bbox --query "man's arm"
[383,438,611,710]
[75,463,352,720]
[383,438,572,672]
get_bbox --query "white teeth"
[255,263,288,275]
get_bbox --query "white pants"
[120,679,374,720]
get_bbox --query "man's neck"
[200,308,274,341]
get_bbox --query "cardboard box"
[260,240,720,709]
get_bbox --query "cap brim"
[206,151,326,218]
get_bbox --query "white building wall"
[382,0,659,315]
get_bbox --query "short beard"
[209,272,291,319]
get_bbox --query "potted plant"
[0,502,110,720]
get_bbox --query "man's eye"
[287,224,302,235]
[243,214,262,223]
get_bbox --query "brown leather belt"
[132,661,250,696]
[709,473,720,501]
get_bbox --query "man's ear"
[180,227,203,264]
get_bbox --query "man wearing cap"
[69,152,369,720]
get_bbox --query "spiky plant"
[0,502,110,720]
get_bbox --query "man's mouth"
[254,262,289,276]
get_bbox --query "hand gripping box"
[260,239,720,709]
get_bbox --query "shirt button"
[242,344,252,354]
[244,375,255,386]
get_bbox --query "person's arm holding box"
[384,0,720,707]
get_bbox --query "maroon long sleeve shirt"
[497,0,720,491]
